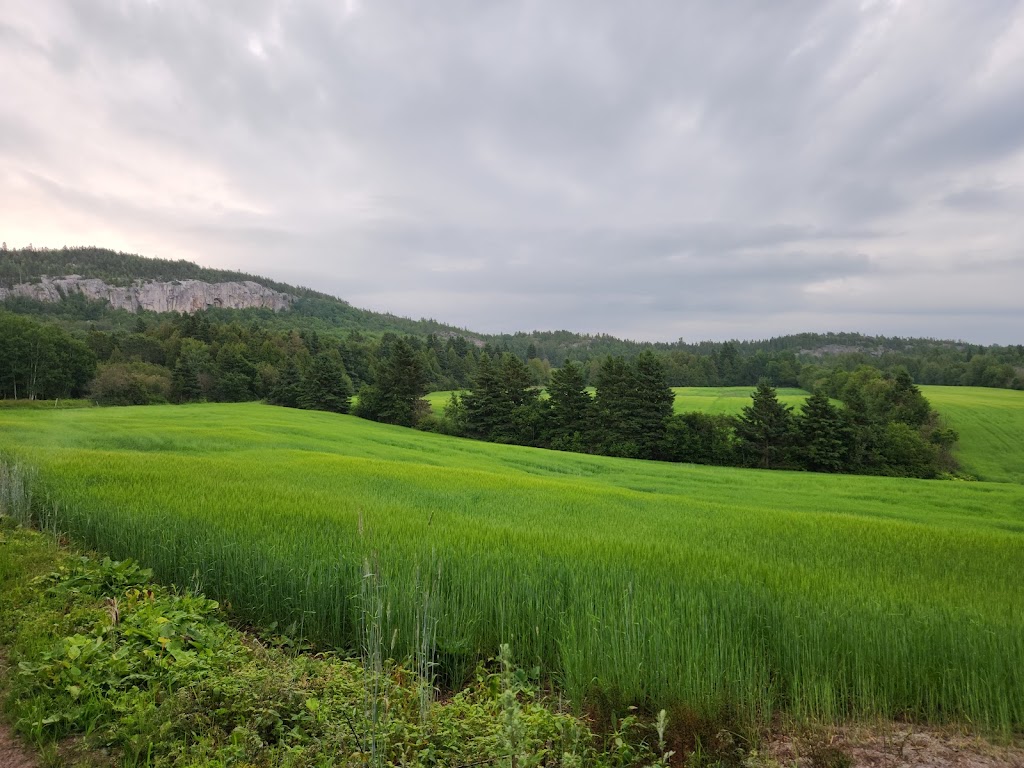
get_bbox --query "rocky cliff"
[0,276,293,314]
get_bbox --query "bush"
[89,362,172,406]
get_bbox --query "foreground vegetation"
[1,524,681,767]
[1,404,1022,735]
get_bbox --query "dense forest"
[4,246,1023,390]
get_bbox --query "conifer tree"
[462,353,503,440]
[546,361,593,451]
[298,351,352,413]
[735,379,795,469]
[267,356,303,408]
[795,389,848,472]
[353,337,428,427]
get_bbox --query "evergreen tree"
[463,353,540,445]
[298,351,352,413]
[885,368,931,427]
[631,351,674,459]
[840,381,883,473]
[593,356,639,457]
[735,380,795,469]
[267,356,303,408]
[462,353,503,440]
[496,353,541,445]
[546,361,593,451]
[353,337,428,427]
[795,389,849,472]
[592,353,673,459]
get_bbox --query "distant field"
[670,386,809,415]
[1,403,1022,731]
[920,386,1024,484]
[424,389,461,414]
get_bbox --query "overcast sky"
[3,1,1024,344]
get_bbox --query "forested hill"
[0,245,326,298]
[0,246,474,338]
[2,246,1022,389]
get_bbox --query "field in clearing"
[918,386,1024,484]
[670,386,809,415]
[1,403,1023,731]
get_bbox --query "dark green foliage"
[877,422,940,478]
[89,362,172,405]
[213,344,258,402]
[665,412,737,465]
[0,312,96,399]
[735,380,796,469]
[546,361,593,451]
[354,337,429,427]
[592,353,673,459]
[297,351,353,413]
[170,339,212,403]
[462,354,542,445]
[796,390,850,473]
[885,368,932,427]
[267,357,304,409]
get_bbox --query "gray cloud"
[2,0,1023,344]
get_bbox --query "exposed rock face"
[0,276,293,314]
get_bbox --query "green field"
[2,403,1023,731]
[670,387,810,415]
[424,389,462,414]
[918,386,1024,484]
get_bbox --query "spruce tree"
[462,353,503,440]
[593,356,638,457]
[354,337,428,427]
[735,380,795,469]
[297,351,353,413]
[795,389,848,472]
[631,351,674,459]
[267,357,303,408]
[546,361,593,450]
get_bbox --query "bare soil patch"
[0,722,37,768]
[762,724,1024,768]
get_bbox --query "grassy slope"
[1,405,1022,730]
[919,386,1024,484]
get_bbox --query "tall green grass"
[1,403,1022,732]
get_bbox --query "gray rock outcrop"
[0,276,293,314]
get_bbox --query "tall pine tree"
[735,380,795,469]
[795,389,848,472]
[546,361,593,451]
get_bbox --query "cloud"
[1,0,1023,344]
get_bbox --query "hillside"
[0,246,477,338]
[4,247,1022,375]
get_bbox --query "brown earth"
[761,724,1024,768]
[0,722,37,768]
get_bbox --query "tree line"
[0,310,968,478]
[417,353,958,479]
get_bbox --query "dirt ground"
[761,723,1024,768]
[0,722,37,768]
